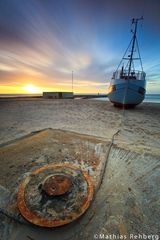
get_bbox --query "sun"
[23,84,41,93]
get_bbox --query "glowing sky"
[0,0,160,94]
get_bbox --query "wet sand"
[0,98,160,239]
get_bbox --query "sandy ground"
[0,98,121,144]
[0,98,160,240]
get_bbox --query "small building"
[43,92,73,99]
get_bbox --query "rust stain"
[42,174,72,196]
[17,163,94,227]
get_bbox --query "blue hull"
[108,80,146,107]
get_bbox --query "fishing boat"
[108,17,146,108]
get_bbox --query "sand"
[0,98,160,239]
[0,98,121,144]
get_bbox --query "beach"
[0,98,160,239]
[0,98,159,156]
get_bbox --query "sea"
[0,94,160,103]
[0,94,41,98]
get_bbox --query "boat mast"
[128,17,143,76]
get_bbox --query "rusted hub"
[42,174,72,196]
[17,164,94,227]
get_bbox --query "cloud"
[0,0,160,93]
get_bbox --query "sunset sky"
[0,0,160,94]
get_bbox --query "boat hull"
[108,79,146,108]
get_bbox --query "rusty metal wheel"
[17,164,94,227]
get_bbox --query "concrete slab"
[0,128,110,240]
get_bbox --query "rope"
[136,36,143,71]
[97,129,120,190]
[116,38,133,72]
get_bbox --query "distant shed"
[43,92,73,99]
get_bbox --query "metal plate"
[17,164,94,227]
[42,174,72,196]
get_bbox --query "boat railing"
[112,70,146,80]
